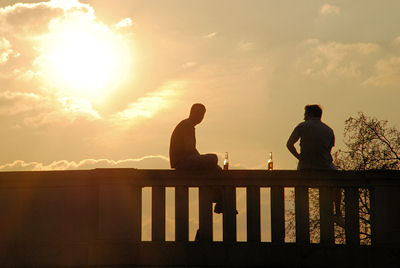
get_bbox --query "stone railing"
[0,169,399,267]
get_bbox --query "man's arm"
[184,135,199,155]
[287,128,300,160]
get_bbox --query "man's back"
[169,118,198,169]
[291,118,335,170]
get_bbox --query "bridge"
[0,169,399,267]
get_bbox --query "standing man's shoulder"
[321,120,334,133]
[292,120,306,133]
[296,121,307,128]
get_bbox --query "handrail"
[1,169,399,187]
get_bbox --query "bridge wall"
[0,169,399,267]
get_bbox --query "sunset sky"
[1,0,400,171]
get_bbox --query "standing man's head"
[304,104,322,120]
[189,103,206,125]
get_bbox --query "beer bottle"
[223,152,229,170]
[267,152,273,170]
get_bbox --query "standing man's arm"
[287,127,301,160]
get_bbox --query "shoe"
[195,229,200,241]
[214,202,223,214]
[214,202,239,214]
[334,214,345,228]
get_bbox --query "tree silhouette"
[334,112,400,171]
[333,112,400,244]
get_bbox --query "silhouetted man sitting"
[170,103,225,241]
[287,104,344,227]
[170,103,221,171]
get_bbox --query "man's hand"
[287,140,300,160]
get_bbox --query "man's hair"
[305,104,322,118]
[190,103,206,117]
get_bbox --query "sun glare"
[38,18,132,102]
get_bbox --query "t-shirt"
[288,118,335,170]
[169,118,199,168]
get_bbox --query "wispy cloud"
[319,4,340,16]
[182,61,197,69]
[110,80,185,128]
[204,32,217,39]
[0,0,135,130]
[0,90,101,127]
[0,155,170,171]
[363,57,400,87]
[237,41,256,51]
[0,0,93,37]
[0,91,42,115]
[0,37,19,64]
[115,17,134,30]
[297,39,379,77]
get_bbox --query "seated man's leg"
[183,154,221,170]
[200,154,221,170]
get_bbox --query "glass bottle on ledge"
[223,152,229,170]
[267,152,273,170]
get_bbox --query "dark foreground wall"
[0,169,400,267]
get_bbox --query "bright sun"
[39,18,132,101]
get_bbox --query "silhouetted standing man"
[287,104,344,226]
[287,105,335,170]
[170,103,221,170]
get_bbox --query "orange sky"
[1,0,400,171]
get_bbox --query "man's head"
[189,103,206,125]
[304,104,322,120]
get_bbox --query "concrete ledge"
[0,242,399,267]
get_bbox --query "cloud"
[0,0,93,37]
[115,17,134,30]
[204,32,217,39]
[297,39,379,77]
[237,41,256,51]
[0,155,170,171]
[182,61,197,69]
[110,80,185,128]
[22,96,101,128]
[319,4,340,16]
[363,57,400,87]
[0,91,42,115]
[0,0,135,130]
[0,37,18,64]
[0,90,101,127]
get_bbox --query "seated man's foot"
[214,202,238,214]
[214,202,223,214]
[334,214,345,228]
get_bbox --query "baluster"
[369,186,376,245]
[320,186,334,245]
[132,186,142,242]
[271,186,285,244]
[345,187,360,245]
[295,186,310,244]
[199,186,213,241]
[247,186,260,242]
[152,186,165,241]
[175,186,189,242]
[223,186,237,242]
